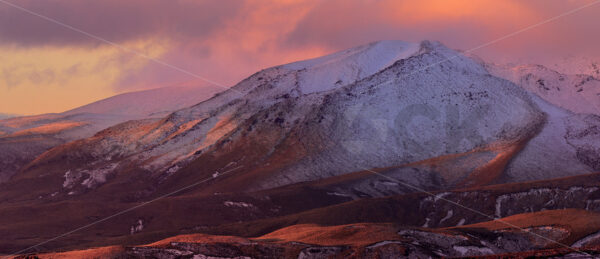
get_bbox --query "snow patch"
[166,165,180,174]
[452,245,494,256]
[326,192,352,197]
[62,170,78,188]
[572,230,600,248]
[130,219,144,235]
[422,217,431,228]
[439,210,453,224]
[224,201,254,208]
[80,163,119,188]
[62,163,118,190]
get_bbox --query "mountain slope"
[550,56,600,79]
[27,210,600,258]
[12,40,548,200]
[64,85,223,118]
[8,40,599,203]
[484,63,600,182]
[2,40,600,256]
[486,63,600,115]
[0,85,221,182]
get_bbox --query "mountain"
[550,56,600,79]
[2,40,600,257]
[15,40,597,198]
[486,63,600,115]
[485,62,600,183]
[0,113,17,120]
[0,85,222,182]
[63,85,224,118]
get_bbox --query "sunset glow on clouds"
[1,0,599,115]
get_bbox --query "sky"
[1,0,599,115]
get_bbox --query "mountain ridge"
[2,40,600,257]
[0,85,222,182]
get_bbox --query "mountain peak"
[283,40,419,70]
[280,40,421,94]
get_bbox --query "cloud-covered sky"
[1,0,599,115]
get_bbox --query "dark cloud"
[0,0,244,46]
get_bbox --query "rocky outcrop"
[417,186,600,228]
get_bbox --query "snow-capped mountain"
[486,63,600,115]
[3,40,600,256]
[0,85,222,182]
[482,63,600,182]
[11,40,598,199]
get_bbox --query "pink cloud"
[2,0,599,94]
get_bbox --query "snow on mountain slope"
[3,41,417,195]
[64,85,223,117]
[483,63,600,182]
[5,41,600,255]
[8,40,600,202]
[0,85,222,138]
[282,40,420,94]
[500,95,597,182]
[0,85,222,182]
[249,41,542,190]
[550,56,600,78]
[15,40,568,199]
[486,63,600,115]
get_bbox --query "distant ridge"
[0,113,18,120]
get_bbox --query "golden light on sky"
[0,0,599,115]
[0,39,167,114]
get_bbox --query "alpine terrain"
[0,85,222,182]
[2,40,600,258]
